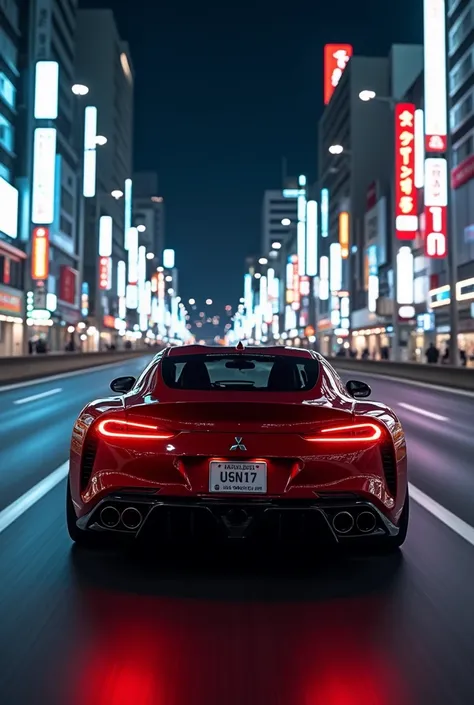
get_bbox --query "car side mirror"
[346,379,371,398]
[110,376,136,394]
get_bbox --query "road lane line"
[13,388,62,405]
[0,462,69,535]
[335,366,474,398]
[409,482,474,547]
[0,355,152,394]
[398,402,448,422]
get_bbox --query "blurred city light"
[95,135,107,145]
[281,218,291,226]
[359,89,376,101]
[71,83,89,95]
[146,252,154,260]
[111,189,123,199]
[259,257,268,265]
[206,298,213,305]
[272,241,282,249]
[328,144,344,155]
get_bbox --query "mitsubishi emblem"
[230,436,247,451]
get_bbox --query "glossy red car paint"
[68,346,408,545]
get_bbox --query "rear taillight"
[96,418,175,440]
[304,422,383,443]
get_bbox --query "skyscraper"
[75,8,134,346]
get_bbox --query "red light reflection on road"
[68,592,410,705]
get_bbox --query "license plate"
[209,461,267,494]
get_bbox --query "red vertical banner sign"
[395,103,417,240]
[323,44,353,104]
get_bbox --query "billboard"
[423,0,447,152]
[324,44,353,104]
[339,211,349,258]
[424,157,448,258]
[0,177,19,239]
[32,128,57,224]
[395,103,417,239]
[31,226,49,280]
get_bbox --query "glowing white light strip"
[99,216,112,257]
[423,0,447,145]
[396,246,414,304]
[34,61,59,119]
[306,200,318,276]
[83,107,97,197]
[414,109,425,188]
[297,222,306,276]
[124,178,132,249]
[329,242,342,292]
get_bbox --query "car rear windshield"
[160,354,319,392]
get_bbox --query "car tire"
[377,491,409,553]
[66,478,96,547]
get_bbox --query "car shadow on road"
[69,541,405,603]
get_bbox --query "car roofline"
[166,344,314,358]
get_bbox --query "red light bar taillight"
[304,422,383,443]
[96,418,175,440]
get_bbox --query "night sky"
[80,0,423,311]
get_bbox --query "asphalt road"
[1,359,474,705]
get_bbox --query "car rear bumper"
[76,492,400,544]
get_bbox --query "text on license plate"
[209,461,267,493]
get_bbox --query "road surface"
[0,358,473,705]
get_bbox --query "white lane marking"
[0,355,151,394]
[409,482,474,548]
[335,366,474,398]
[0,461,69,535]
[13,388,62,405]
[398,402,448,422]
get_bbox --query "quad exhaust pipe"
[332,511,354,534]
[98,505,143,531]
[121,506,143,530]
[356,511,377,533]
[99,505,120,529]
[332,510,377,535]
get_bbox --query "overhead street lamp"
[111,189,124,200]
[328,144,345,155]
[72,84,89,96]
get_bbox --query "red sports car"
[67,345,408,552]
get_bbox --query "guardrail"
[327,357,474,391]
[0,350,151,386]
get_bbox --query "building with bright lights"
[261,181,298,256]
[15,0,84,351]
[133,171,165,260]
[317,47,423,359]
[0,0,24,355]
[0,0,25,357]
[75,8,134,347]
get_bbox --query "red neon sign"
[99,256,111,290]
[395,103,417,240]
[31,226,49,280]
[324,44,353,104]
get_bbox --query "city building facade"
[75,8,134,349]
[133,171,165,260]
[0,0,23,355]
